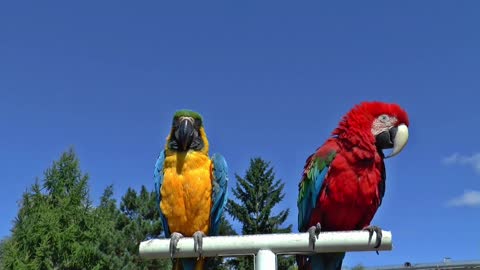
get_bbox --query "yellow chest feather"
[160,151,213,236]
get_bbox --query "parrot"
[296,101,410,270]
[154,109,229,270]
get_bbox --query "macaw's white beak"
[386,124,409,158]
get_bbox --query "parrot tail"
[296,254,310,270]
[173,258,205,270]
[296,253,345,270]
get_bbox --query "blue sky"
[1,0,479,267]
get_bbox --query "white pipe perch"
[139,230,392,259]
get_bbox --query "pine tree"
[0,237,7,270]
[226,157,294,270]
[1,148,107,269]
[1,148,169,270]
[92,185,131,269]
[1,147,239,269]
[118,185,171,269]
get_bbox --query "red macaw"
[296,101,410,270]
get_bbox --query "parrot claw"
[363,225,383,253]
[169,232,184,258]
[193,231,207,260]
[307,222,322,250]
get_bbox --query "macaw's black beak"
[175,119,195,151]
[376,128,396,149]
[375,124,409,158]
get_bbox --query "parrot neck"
[333,126,378,162]
[338,129,374,150]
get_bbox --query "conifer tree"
[118,185,171,269]
[1,149,170,269]
[226,157,294,270]
[2,148,108,269]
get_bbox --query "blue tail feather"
[175,258,206,270]
[180,258,196,270]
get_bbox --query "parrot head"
[334,101,410,158]
[166,109,209,153]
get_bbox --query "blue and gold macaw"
[154,109,229,270]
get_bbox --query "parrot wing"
[297,141,338,232]
[154,150,171,237]
[209,153,229,236]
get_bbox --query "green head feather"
[173,109,203,125]
[173,109,203,120]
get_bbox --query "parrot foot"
[363,225,383,254]
[169,232,184,258]
[307,222,322,250]
[193,231,207,260]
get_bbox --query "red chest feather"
[309,150,385,231]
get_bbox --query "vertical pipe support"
[255,249,276,270]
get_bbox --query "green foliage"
[0,237,7,270]
[117,186,171,269]
[1,148,170,270]
[226,157,294,270]
[2,149,297,269]
[2,149,107,269]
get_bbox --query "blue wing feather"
[154,150,170,237]
[297,150,336,232]
[297,147,341,270]
[209,153,229,236]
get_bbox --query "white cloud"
[447,190,480,207]
[442,153,480,174]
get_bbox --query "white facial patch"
[371,115,397,136]
[179,116,195,124]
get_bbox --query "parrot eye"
[379,114,390,123]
